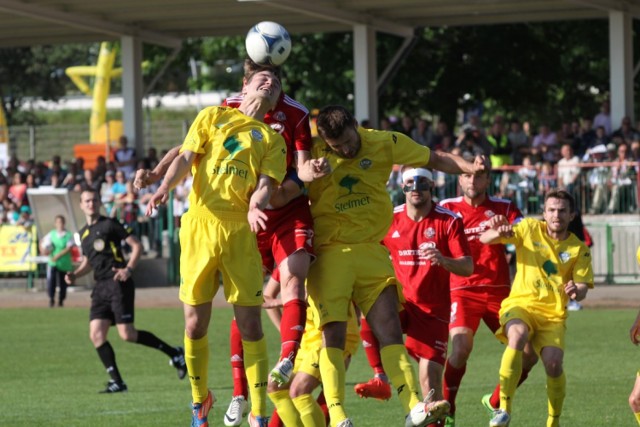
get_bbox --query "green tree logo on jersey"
[223,136,242,158]
[542,260,558,277]
[339,175,360,195]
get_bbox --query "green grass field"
[1,306,638,426]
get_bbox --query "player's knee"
[289,377,316,398]
[235,317,263,341]
[89,331,104,346]
[119,329,137,342]
[542,359,563,377]
[629,392,640,412]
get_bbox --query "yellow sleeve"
[573,243,595,288]
[389,131,431,166]
[499,217,528,247]
[260,132,287,184]
[180,107,219,154]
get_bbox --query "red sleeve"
[293,111,312,153]
[583,226,593,247]
[506,201,524,224]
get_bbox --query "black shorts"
[89,278,135,324]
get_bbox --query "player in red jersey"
[355,166,473,426]
[135,59,329,427]
[438,165,536,426]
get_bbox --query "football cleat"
[99,379,127,394]
[481,393,497,415]
[354,376,392,400]
[191,390,215,427]
[224,395,248,426]
[269,358,294,386]
[247,413,270,427]
[170,346,188,380]
[489,409,510,427]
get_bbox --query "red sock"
[269,409,283,427]
[229,319,248,398]
[279,299,306,361]
[360,317,385,375]
[317,390,329,425]
[443,359,466,415]
[489,367,531,408]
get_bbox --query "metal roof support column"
[121,35,144,156]
[353,24,378,129]
[609,10,634,126]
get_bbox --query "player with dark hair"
[480,189,593,427]
[65,189,186,394]
[306,105,485,426]
[354,165,473,425]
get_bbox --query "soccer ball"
[245,21,292,66]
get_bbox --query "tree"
[0,44,96,124]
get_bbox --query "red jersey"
[383,203,470,322]
[439,195,522,290]
[224,92,312,170]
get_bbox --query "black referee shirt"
[79,216,131,281]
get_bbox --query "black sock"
[135,330,178,357]
[96,341,123,382]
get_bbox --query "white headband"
[402,168,433,182]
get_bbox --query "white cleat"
[223,395,248,426]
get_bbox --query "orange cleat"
[354,376,392,401]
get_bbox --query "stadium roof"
[0,0,638,48]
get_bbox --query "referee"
[66,188,187,393]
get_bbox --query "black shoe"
[170,346,187,380]
[58,300,64,307]
[49,300,54,308]
[99,379,128,393]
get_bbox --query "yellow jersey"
[500,217,594,319]
[308,128,430,247]
[180,106,287,214]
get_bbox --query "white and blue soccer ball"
[245,21,292,66]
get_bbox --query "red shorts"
[400,301,449,365]
[449,286,510,334]
[257,195,315,273]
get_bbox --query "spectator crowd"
[1,101,639,240]
[382,100,640,215]
[0,136,195,255]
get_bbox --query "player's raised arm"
[146,150,196,215]
[428,150,487,175]
[134,144,181,190]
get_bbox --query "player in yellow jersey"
[306,105,485,427]
[146,69,286,427]
[479,189,594,427]
[627,245,640,425]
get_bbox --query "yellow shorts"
[496,304,566,355]
[178,211,263,306]
[295,305,360,380]
[306,243,402,328]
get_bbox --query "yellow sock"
[546,372,565,427]
[319,347,347,426]
[243,338,269,417]
[634,411,640,425]
[498,346,522,413]
[292,394,325,427]
[380,344,421,413]
[184,333,209,403]
[269,389,302,427]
